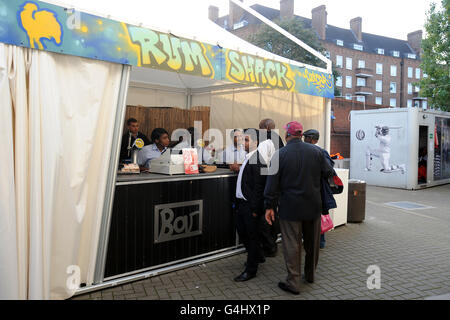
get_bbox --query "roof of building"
[218,4,418,59]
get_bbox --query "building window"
[407,99,412,108]
[345,94,352,100]
[390,82,397,93]
[336,76,342,87]
[375,97,382,105]
[392,51,400,57]
[408,83,413,94]
[391,65,397,77]
[356,96,365,103]
[356,77,366,87]
[233,20,248,30]
[336,55,343,68]
[390,98,397,107]
[377,48,385,55]
[346,76,352,88]
[416,68,421,79]
[336,39,344,46]
[415,85,420,93]
[408,67,413,78]
[346,57,352,70]
[358,60,365,68]
[376,63,383,74]
[376,80,383,92]
[408,53,417,59]
[423,100,428,109]
[324,51,330,59]
[354,44,363,51]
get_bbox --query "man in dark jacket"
[265,121,334,294]
[234,129,267,282]
[303,129,337,249]
[258,118,284,258]
[120,118,151,161]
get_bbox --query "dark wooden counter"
[104,169,238,279]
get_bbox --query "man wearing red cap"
[264,121,334,295]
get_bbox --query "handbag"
[321,214,334,234]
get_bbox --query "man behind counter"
[137,128,170,170]
[120,118,151,161]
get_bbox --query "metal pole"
[229,0,331,72]
[325,98,332,152]
[93,65,131,284]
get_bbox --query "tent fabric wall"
[0,44,123,299]
[192,89,326,147]
[126,86,187,109]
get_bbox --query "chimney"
[280,0,294,20]
[311,5,327,40]
[407,30,423,56]
[208,5,219,22]
[229,0,244,29]
[350,17,362,42]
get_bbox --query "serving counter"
[104,169,239,279]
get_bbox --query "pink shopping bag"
[321,214,334,234]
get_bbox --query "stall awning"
[0,0,334,98]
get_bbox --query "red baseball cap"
[284,121,303,136]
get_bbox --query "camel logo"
[18,1,63,50]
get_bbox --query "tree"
[417,0,449,111]
[248,18,341,96]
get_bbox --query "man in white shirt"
[366,126,405,173]
[220,129,247,169]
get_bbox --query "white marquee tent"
[0,0,333,299]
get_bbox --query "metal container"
[347,179,366,223]
[131,148,138,164]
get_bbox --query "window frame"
[376,63,383,75]
[346,76,352,88]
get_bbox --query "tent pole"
[325,98,332,153]
[93,65,131,284]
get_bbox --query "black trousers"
[236,200,264,275]
[259,213,280,254]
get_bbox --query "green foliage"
[248,18,341,96]
[418,0,450,111]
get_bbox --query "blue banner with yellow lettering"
[0,0,334,98]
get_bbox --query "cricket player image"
[365,125,406,174]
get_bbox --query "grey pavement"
[73,184,450,300]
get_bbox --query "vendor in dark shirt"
[120,118,151,161]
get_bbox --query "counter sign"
[154,200,203,244]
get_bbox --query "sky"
[54,0,435,41]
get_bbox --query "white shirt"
[220,144,247,164]
[137,144,167,168]
[236,150,257,200]
[257,139,276,164]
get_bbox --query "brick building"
[209,0,428,108]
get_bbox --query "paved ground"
[73,184,450,300]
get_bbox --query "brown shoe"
[278,282,299,295]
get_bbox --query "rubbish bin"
[347,179,366,223]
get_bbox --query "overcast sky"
[62,0,435,40]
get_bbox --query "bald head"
[259,118,276,131]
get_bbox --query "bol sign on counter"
[154,200,203,244]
